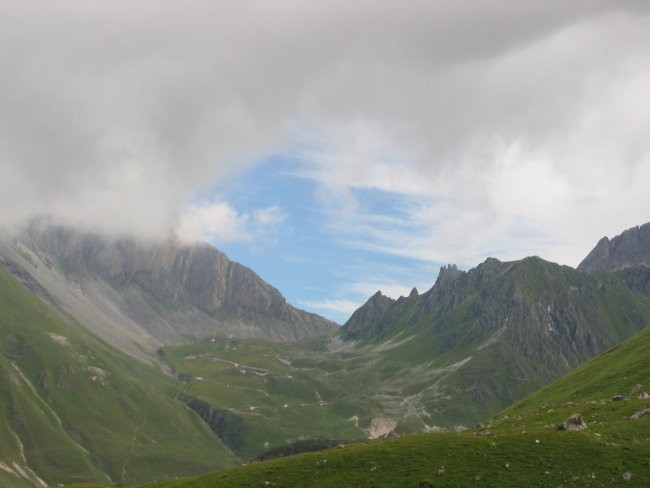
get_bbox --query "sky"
[1,1,650,323]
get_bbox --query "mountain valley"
[159,254,650,461]
[107,320,650,488]
[1,221,650,486]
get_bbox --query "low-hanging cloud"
[1,1,649,266]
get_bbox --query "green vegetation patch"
[0,265,239,486]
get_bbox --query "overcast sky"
[2,1,650,322]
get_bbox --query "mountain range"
[0,220,649,486]
[332,254,650,427]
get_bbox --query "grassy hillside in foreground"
[0,264,239,488]
[80,325,650,487]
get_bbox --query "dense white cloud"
[177,201,285,244]
[176,202,249,244]
[288,6,650,266]
[1,0,649,269]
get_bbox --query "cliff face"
[10,222,336,345]
[578,222,650,272]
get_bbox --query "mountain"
[332,256,650,430]
[0,264,239,488]
[3,220,650,485]
[0,221,335,363]
[155,255,650,464]
[342,290,399,340]
[578,222,650,271]
[128,325,650,488]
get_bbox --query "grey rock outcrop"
[366,417,398,439]
[558,413,588,431]
[435,264,463,288]
[578,223,650,272]
[630,408,650,420]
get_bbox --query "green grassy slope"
[122,325,650,487]
[0,264,239,487]
[162,338,365,461]
[490,322,650,433]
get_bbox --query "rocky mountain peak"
[435,264,464,288]
[578,222,650,272]
[341,291,395,340]
[370,290,388,300]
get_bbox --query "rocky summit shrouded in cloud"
[1,1,649,321]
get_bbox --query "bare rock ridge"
[434,263,463,287]
[339,254,650,422]
[578,222,650,272]
[331,223,650,430]
[9,221,336,345]
[342,291,395,340]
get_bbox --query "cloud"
[0,1,292,236]
[287,7,650,266]
[253,205,286,227]
[176,201,286,244]
[300,299,363,317]
[176,201,249,244]
[0,1,649,269]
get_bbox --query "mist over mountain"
[0,221,335,363]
